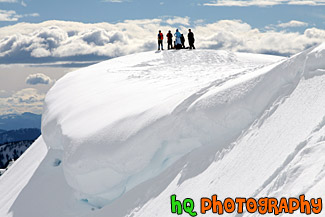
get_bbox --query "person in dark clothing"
[180,34,185,49]
[157,30,164,50]
[188,29,195,49]
[166,30,173,50]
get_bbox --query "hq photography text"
[170,194,322,216]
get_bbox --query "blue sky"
[1,0,325,31]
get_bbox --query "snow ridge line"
[232,47,325,217]
[249,46,325,196]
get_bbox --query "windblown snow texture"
[41,50,283,206]
[1,44,325,217]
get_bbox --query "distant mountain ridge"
[0,112,41,131]
[0,128,41,144]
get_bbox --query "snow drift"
[41,50,283,206]
[1,44,325,217]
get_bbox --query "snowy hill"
[1,45,325,217]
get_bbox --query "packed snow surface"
[41,49,283,206]
[1,44,325,217]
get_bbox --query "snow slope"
[41,49,283,207]
[1,44,325,217]
[0,137,47,216]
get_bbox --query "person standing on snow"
[180,34,185,49]
[174,29,182,49]
[188,29,195,49]
[166,30,173,50]
[157,30,164,50]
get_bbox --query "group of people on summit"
[157,29,195,50]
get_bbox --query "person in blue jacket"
[174,29,182,49]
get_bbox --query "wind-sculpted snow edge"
[40,46,324,208]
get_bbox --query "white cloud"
[193,19,325,55]
[25,13,39,17]
[164,16,190,26]
[0,10,20,21]
[278,20,309,28]
[204,0,325,7]
[194,19,205,24]
[265,20,309,30]
[0,0,17,2]
[287,0,322,5]
[0,9,39,22]
[204,0,279,7]
[0,88,45,114]
[25,73,53,85]
[0,18,324,64]
[31,47,51,58]
[304,27,325,38]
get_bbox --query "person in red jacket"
[157,30,164,50]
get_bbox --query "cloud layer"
[0,18,324,65]
[0,88,45,114]
[0,18,324,115]
[25,73,53,85]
